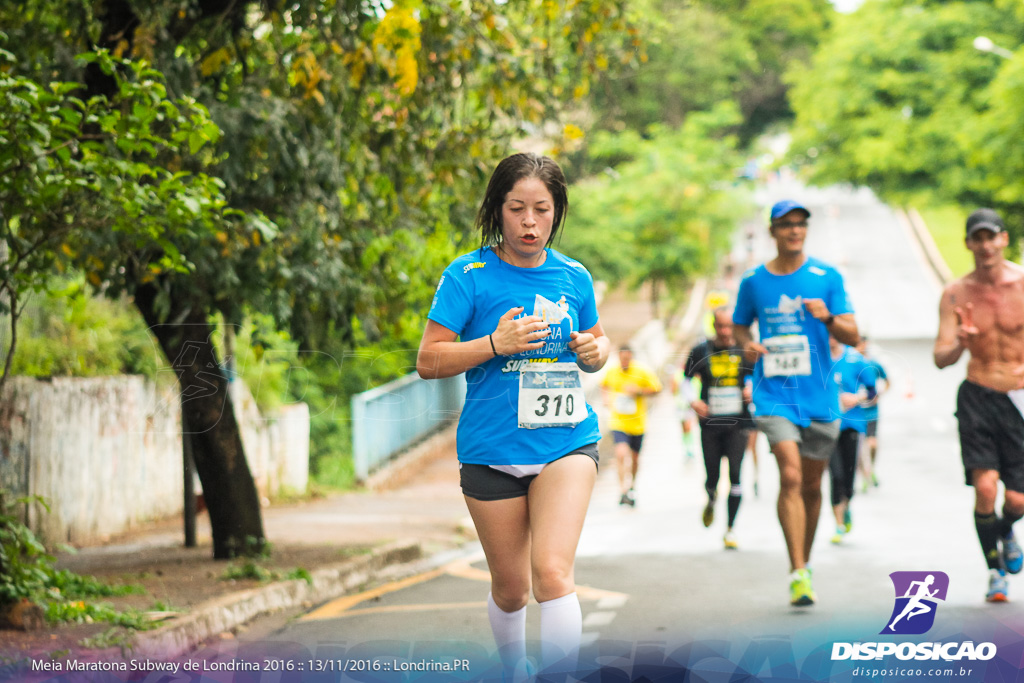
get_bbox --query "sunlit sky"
[831,0,864,13]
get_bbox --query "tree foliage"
[787,0,1024,233]
[559,105,751,316]
[588,0,832,143]
[0,1,643,557]
[0,48,229,388]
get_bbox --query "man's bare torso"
[951,262,1024,392]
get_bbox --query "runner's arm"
[570,322,611,372]
[417,320,495,379]
[826,313,859,346]
[805,298,859,346]
[934,284,968,369]
[417,308,550,379]
[642,367,662,395]
[734,324,766,364]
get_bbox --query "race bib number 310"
[518,363,588,429]
[762,334,812,377]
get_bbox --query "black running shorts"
[612,430,644,453]
[956,380,1024,492]
[460,443,600,501]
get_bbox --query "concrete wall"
[0,376,309,545]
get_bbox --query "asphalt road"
[213,181,1024,681]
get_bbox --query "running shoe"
[1003,533,1023,574]
[501,657,535,683]
[723,530,738,550]
[625,488,636,507]
[871,472,879,488]
[830,525,845,545]
[986,568,1009,603]
[843,508,852,533]
[789,568,816,606]
[701,500,715,528]
[619,492,630,506]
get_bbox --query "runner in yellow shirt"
[601,345,662,506]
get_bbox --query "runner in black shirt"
[683,306,754,549]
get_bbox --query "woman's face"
[499,176,554,267]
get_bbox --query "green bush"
[10,277,158,379]
[0,493,143,626]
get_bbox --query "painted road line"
[582,611,617,628]
[597,595,628,610]
[300,568,446,621]
[301,550,628,622]
[334,602,487,618]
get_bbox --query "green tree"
[588,0,832,143]
[969,9,1024,227]
[560,105,751,316]
[787,0,1024,230]
[1,1,641,558]
[0,50,265,558]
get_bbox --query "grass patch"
[220,561,313,585]
[79,627,138,654]
[1,492,148,631]
[44,601,157,630]
[311,453,357,491]
[915,205,972,278]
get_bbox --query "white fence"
[0,376,309,545]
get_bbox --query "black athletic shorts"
[865,420,878,438]
[956,380,1024,492]
[460,443,600,501]
[612,430,644,453]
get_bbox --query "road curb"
[902,207,953,286]
[133,540,423,660]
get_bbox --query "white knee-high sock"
[539,592,582,668]
[488,592,527,670]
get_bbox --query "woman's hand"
[491,307,549,356]
[570,329,607,369]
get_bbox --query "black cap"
[966,208,1005,238]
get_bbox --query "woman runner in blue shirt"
[417,153,610,676]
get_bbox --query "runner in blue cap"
[733,199,860,606]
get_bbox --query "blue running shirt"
[831,346,878,433]
[428,247,601,465]
[733,257,853,426]
[862,358,887,422]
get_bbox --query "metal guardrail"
[351,373,466,481]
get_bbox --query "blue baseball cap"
[770,200,811,221]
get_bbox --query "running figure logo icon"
[881,571,949,635]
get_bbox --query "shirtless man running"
[934,208,1024,602]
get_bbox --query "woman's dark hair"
[476,153,569,252]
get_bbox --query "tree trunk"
[132,283,265,559]
[649,279,661,320]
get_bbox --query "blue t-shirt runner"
[831,345,878,433]
[733,256,854,426]
[428,247,602,465]
[862,356,887,423]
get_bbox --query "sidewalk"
[1,285,676,664]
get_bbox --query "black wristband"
[823,315,835,326]
[489,334,498,357]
